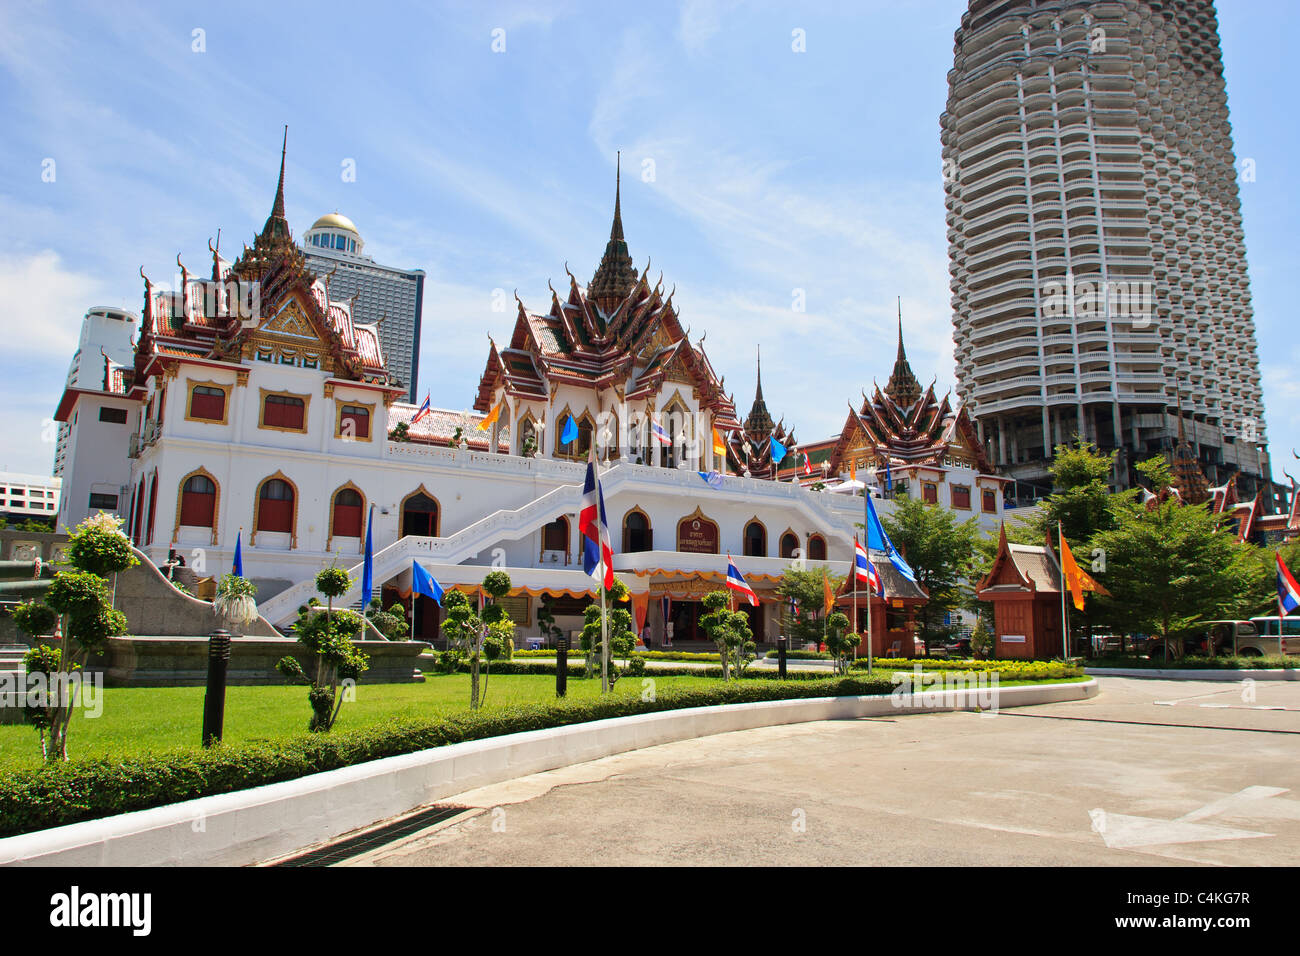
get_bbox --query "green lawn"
[0,673,721,772]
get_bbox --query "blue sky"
[1,0,1295,481]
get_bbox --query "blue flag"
[885,460,893,491]
[560,415,578,446]
[865,493,916,582]
[361,505,374,611]
[769,436,787,465]
[232,530,243,577]
[411,561,444,605]
[698,471,724,489]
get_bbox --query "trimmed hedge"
[454,660,842,681]
[1088,654,1298,670]
[763,649,833,660]
[512,649,723,663]
[853,658,1084,681]
[0,675,894,839]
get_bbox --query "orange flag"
[823,567,835,614]
[849,459,856,482]
[1059,534,1110,611]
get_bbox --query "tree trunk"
[471,655,480,709]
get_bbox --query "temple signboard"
[677,507,719,554]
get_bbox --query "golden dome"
[310,212,359,235]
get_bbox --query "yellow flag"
[823,568,835,614]
[1059,534,1109,611]
[849,459,856,482]
[713,427,726,458]
[476,400,501,432]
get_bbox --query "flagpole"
[864,493,873,676]
[1059,521,1069,661]
[600,575,609,694]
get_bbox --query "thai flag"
[649,417,672,446]
[412,391,432,425]
[579,452,615,589]
[855,537,882,596]
[725,554,758,607]
[802,452,813,476]
[1277,553,1300,616]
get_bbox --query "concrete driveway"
[337,677,1300,867]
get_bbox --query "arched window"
[779,531,799,559]
[145,473,158,545]
[662,399,691,468]
[576,414,595,458]
[401,490,439,537]
[179,474,216,528]
[624,510,652,553]
[542,517,569,554]
[257,478,295,534]
[743,520,766,558]
[808,534,827,561]
[332,488,364,538]
[518,417,537,456]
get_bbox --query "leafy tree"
[1041,438,1121,542]
[10,515,132,760]
[881,494,980,652]
[1091,494,1245,655]
[388,421,411,442]
[276,567,370,731]
[63,513,139,579]
[698,590,755,680]
[823,611,855,675]
[970,615,994,659]
[440,572,516,708]
[315,566,352,623]
[581,579,633,685]
[366,598,410,641]
[775,567,842,650]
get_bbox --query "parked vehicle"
[1166,620,1280,659]
[1249,616,1300,656]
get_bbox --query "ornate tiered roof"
[721,347,796,479]
[822,319,994,476]
[474,168,739,430]
[132,130,394,393]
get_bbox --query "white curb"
[1088,667,1299,682]
[0,679,1096,867]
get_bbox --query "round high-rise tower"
[942,0,1267,495]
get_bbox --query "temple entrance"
[667,600,701,644]
[402,492,439,538]
[413,593,442,644]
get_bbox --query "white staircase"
[257,462,862,627]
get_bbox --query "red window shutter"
[284,401,304,430]
[191,389,225,421]
[258,498,293,533]
[180,489,215,527]
[334,503,362,537]
[983,489,997,513]
[341,408,369,439]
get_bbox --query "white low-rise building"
[55,147,1010,649]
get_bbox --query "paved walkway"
[337,677,1300,867]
